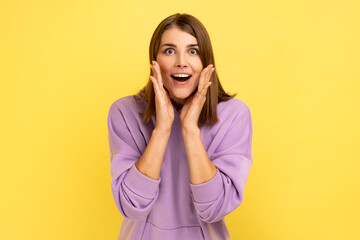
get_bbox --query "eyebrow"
[160,43,199,48]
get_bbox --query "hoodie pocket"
[141,222,204,240]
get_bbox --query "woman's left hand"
[180,64,215,132]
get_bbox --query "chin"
[171,90,194,100]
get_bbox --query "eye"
[189,49,198,55]
[165,48,175,55]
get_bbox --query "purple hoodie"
[107,95,253,240]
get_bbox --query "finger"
[203,67,214,95]
[193,81,210,104]
[150,63,160,85]
[208,66,215,80]
[201,64,214,89]
[197,82,211,107]
[198,65,210,90]
[195,82,211,107]
[205,81,212,91]
[151,63,167,98]
[196,68,211,97]
[150,76,160,96]
[152,61,163,86]
[205,65,214,84]
[200,81,212,99]
[150,76,163,98]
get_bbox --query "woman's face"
[156,27,203,105]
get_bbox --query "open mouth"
[171,74,192,82]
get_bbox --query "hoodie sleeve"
[190,102,253,223]
[107,100,160,221]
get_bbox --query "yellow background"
[1,0,359,239]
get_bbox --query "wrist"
[181,124,200,137]
[153,127,172,137]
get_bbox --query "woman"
[107,13,253,240]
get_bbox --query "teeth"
[172,74,190,78]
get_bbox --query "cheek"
[157,61,170,76]
[192,60,203,75]
[156,63,171,87]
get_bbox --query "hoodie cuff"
[123,164,161,199]
[190,169,223,203]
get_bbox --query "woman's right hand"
[150,61,174,132]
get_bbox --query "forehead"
[160,27,198,45]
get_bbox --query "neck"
[170,99,183,111]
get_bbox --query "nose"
[176,52,187,68]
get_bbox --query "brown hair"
[136,13,235,126]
